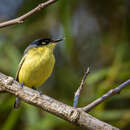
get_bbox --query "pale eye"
[42,42,46,45]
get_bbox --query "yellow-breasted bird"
[14,38,64,108]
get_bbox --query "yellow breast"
[18,46,55,88]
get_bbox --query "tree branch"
[0,0,57,28]
[0,72,119,130]
[82,79,130,112]
[73,67,90,108]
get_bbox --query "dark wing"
[15,54,27,81]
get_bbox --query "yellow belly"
[18,48,55,88]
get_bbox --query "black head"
[30,38,64,47]
[30,38,52,46]
[24,38,64,54]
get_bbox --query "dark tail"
[14,97,21,109]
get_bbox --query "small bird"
[14,38,64,108]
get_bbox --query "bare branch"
[82,79,130,112]
[0,0,57,28]
[0,72,119,130]
[73,67,90,108]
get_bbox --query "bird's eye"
[42,42,46,45]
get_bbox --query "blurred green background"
[0,0,129,130]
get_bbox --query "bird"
[14,38,64,109]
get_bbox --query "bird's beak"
[52,37,64,43]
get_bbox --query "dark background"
[0,0,129,130]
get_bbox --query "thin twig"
[0,0,57,28]
[82,79,130,112]
[0,72,119,130]
[73,67,90,108]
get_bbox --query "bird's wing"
[24,44,37,54]
[16,44,37,81]
[15,54,27,81]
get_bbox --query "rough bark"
[0,72,119,130]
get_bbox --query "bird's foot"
[20,82,24,88]
[32,87,37,90]
[32,87,42,96]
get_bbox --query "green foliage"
[0,0,129,130]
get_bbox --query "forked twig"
[0,72,119,130]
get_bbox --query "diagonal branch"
[73,67,90,108]
[0,0,57,28]
[82,79,130,112]
[0,72,119,130]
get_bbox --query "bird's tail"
[14,97,21,109]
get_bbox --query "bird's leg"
[39,91,42,96]
[20,82,24,88]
